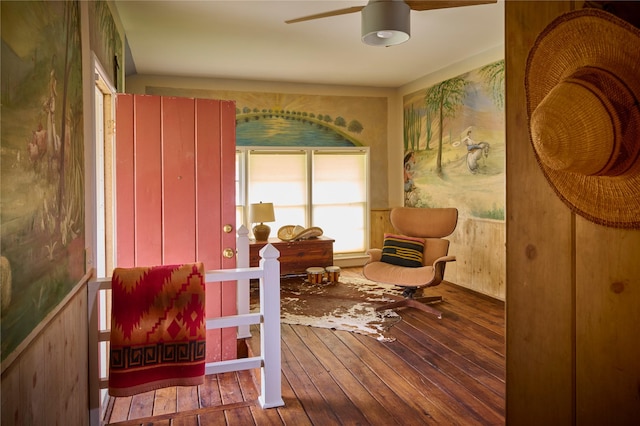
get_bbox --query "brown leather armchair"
[363,207,458,319]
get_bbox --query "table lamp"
[250,202,275,241]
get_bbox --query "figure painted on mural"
[462,130,482,152]
[45,66,58,153]
[404,151,416,193]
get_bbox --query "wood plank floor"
[103,268,505,425]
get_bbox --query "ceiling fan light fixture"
[361,0,410,47]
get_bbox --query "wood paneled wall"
[370,209,395,250]
[448,217,505,300]
[506,1,640,424]
[1,286,88,425]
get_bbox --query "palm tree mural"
[401,60,505,217]
[479,59,505,111]
[403,105,422,152]
[424,76,469,175]
[92,0,123,89]
[423,107,434,151]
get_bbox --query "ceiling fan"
[286,0,498,47]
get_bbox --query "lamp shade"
[250,202,275,223]
[361,0,410,47]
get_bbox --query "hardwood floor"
[103,268,505,425]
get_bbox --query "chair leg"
[375,296,443,319]
[415,296,443,305]
[375,298,407,311]
[403,299,443,319]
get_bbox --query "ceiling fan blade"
[406,0,497,11]
[285,6,364,24]
[285,1,497,25]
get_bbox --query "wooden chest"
[249,236,335,275]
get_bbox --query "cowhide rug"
[250,274,403,342]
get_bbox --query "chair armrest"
[432,255,456,266]
[366,248,383,263]
[432,255,456,283]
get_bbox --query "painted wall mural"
[1,1,85,360]
[403,60,505,219]
[89,0,123,91]
[147,87,383,147]
[235,107,362,147]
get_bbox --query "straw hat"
[525,8,640,229]
[277,225,323,241]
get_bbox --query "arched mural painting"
[235,108,362,147]
[403,60,505,220]
[147,87,385,148]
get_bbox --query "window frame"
[236,146,370,257]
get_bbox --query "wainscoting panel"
[1,286,88,425]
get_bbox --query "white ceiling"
[113,0,504,88]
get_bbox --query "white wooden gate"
[88,226,283,425]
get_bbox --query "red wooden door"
[115,94,237,361]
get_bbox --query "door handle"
[223,224,233,233]
[223,248,235,258]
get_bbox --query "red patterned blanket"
[109,263,206,397]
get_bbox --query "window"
[94,60,116,277]
[236,147,369,256]
[312,151,368,253]
[249,150,308,227]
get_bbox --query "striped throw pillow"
[380,233,425,268]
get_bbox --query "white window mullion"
[307,150,314,227]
